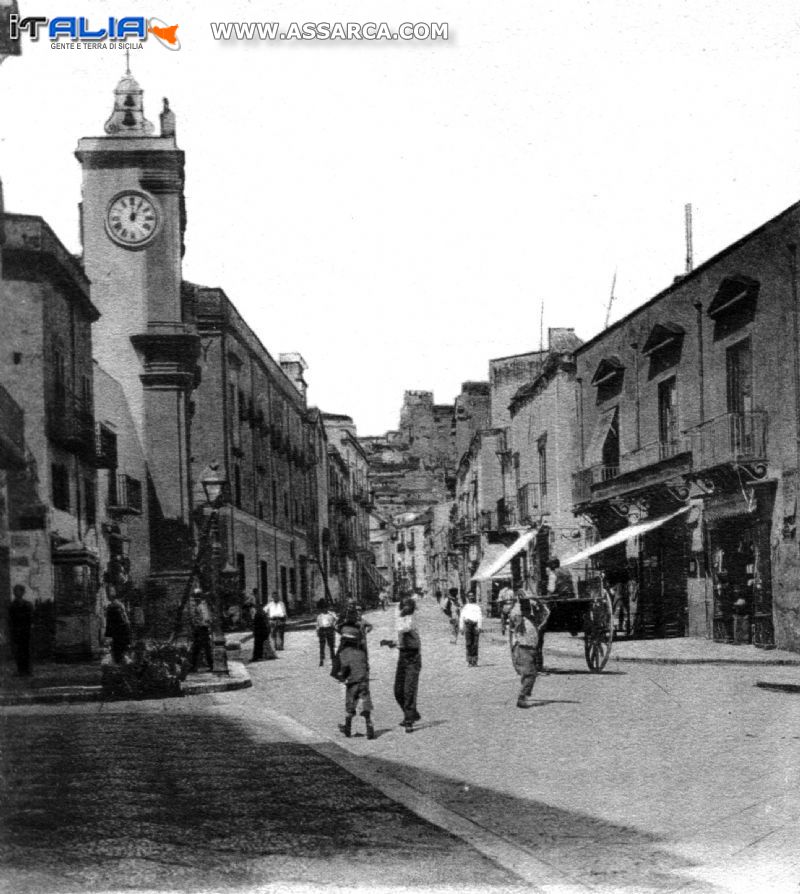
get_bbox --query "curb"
[546,647,800,667]
[756,680,800,693]
[0,660,251,706]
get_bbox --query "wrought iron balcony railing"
[687,411,767,470]
[47,386,94,454]
[108,473,143,515]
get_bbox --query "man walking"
[394,597,421,732]
[315,599,337,666]
[498,582,515,636]
[8,584,33,676]
[459,592,482,666]
[266,592,287,651]
[509,593,550,708]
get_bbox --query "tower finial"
[125,48,130,76]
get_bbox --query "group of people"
[315,595,423,737]
[436,557,575,707]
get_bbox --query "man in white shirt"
[498,583,515,635]
[458,593,483,666]
[266,592,288,651]
[190,590,213,672]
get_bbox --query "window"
[513,452,521,492]
[81,374,92,410]
[280,565,288,600]
[84,478,96,527]
[601,407,620,478]
[289,567,296,596]
[98,426,118,469]
[283,492,289,518]
[537,434,548,503]
[234,465,242,509]
[236,552,246,595]
[52,463,70,511]
[258,501,264,520]
[260,560,269,599]
[726,338,753,416]
[658,377,678,450]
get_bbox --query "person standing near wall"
[105,592,132,665]
[251,602,270,662]
[8,584,33,676]
[189,589,214,672]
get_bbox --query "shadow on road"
[1,710,698,892]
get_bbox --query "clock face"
[105,191,160,248]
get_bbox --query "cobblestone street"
[2,599,800,893]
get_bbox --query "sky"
[3,0,800,435]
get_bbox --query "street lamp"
[199,463,228,675]
[200,462,227,507]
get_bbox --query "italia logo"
[8,15,181,49]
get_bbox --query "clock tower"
[76,72,198,610]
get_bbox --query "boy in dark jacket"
[336,626,375,739]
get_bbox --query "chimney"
[279,353,308,398]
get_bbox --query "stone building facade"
[0,212,106,658]
[573,201,800,650]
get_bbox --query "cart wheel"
[584,590,614,673]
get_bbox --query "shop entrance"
[636,518,687,638]
[707,515,773,646]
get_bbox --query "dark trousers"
[110,638,129,664]
[394,649,421,724]
[252,632,267,661]
[270,619,286,651]
[191,626,213,671]
[464,621,480,665]
[512,644,538,699]
[318,627,335,662]
[345,680,373,716]
[12,635,31,675]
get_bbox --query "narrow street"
[2,599,799,893]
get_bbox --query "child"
[336,623,375,739]
[509,592,550,708]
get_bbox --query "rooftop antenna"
[685,203,694,274]
[604,268,617,329]
[125,48,131,76]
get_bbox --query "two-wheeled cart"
[519,577,615,673]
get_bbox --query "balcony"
[108,473,143,515]
[451,518,478,545]
[47,387,95,455]
[330,494,357,518]
[572,464,619,505]
[517,483,548,522]
[619,436,691,475]
[688,411,767,471]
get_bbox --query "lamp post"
[199,463,229,675]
